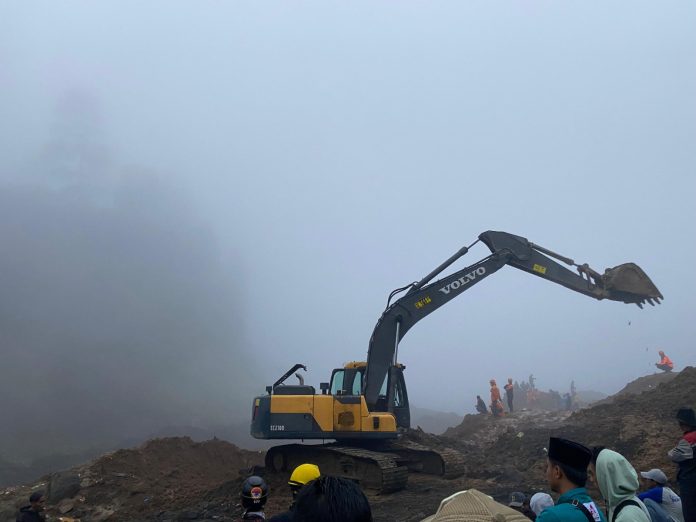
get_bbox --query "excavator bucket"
[601,263,663,307]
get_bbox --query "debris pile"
[439,367,696,494]
[1,437,263,521]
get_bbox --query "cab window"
[351,372,363,395]
[330,369,363,395]
[330,370,345,395]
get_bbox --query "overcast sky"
[1,1,694,457]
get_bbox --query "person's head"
[490,379,496,386]
[240,475,268,512]
[421,489,531,522]
[659,350,665,356]
[508,378,513,384]
[529,492,554,516]
[292,476,372,522]
[587,446,605,487]
[639,468,667,489]
[545,437,591,493]
[508,491,525,509]
[595,449,640,509]
[477,395,482,400]
[288,463,321,498]
[29,491,45,512]
[676,407,696,433]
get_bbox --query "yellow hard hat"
[288,463,320,487]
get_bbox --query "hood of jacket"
[596,449,640,508]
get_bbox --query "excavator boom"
[363,230,662,408]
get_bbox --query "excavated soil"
[1,438,265,521]
[2,368,694,521]
[79,437,264,519]
[593,371,679,405]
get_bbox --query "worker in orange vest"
[655,350,674,372]
[490,379,504,417]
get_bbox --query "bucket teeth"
[601,262,662,306]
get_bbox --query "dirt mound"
[443,410,570,444]
[562,366,695,472]
[451,367,696,493]
[595,371,679,405]
[0,437,264,521]
[78,437,263,519]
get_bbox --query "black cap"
[509,491,526,507]
[548,437,591,470]
[29,491,44,503]
[677,407,696,427]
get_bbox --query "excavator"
[250,230,662,492]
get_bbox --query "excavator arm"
[362,230,662,408]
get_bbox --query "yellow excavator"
[250,230,662,492]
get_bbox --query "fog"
[1,2,695,465]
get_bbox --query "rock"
[0,505,18,521]
[47,471,81,502]
[57,497,75,513]
[89,506,116,521]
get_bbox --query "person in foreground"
[268,463,321,522]
[240,476,269,521]
[16,491,46,522]
[530,493,554,517]
[290,475,372,522]
[669,407,696,522]
[420,488,531,522]
[536,437,605,522]
[595,449,650,522]
[637,468,683,522]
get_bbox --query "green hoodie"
[595,450,651,522]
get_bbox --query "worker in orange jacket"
[655,350,674,372]
[490,379,504,417]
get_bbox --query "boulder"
[57,497,75,513]
[47,471,80,502]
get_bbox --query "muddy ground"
[1,367,693,521]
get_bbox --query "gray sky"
[1,1,695,457]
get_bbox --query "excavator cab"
[330,363,410,428]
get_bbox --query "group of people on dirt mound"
[476,349,677,418]
[475,377,517,417]
[476,375,574,417]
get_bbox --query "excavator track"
[264,439,466,493]
[384,439,467,479]
[265,443,408,494]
